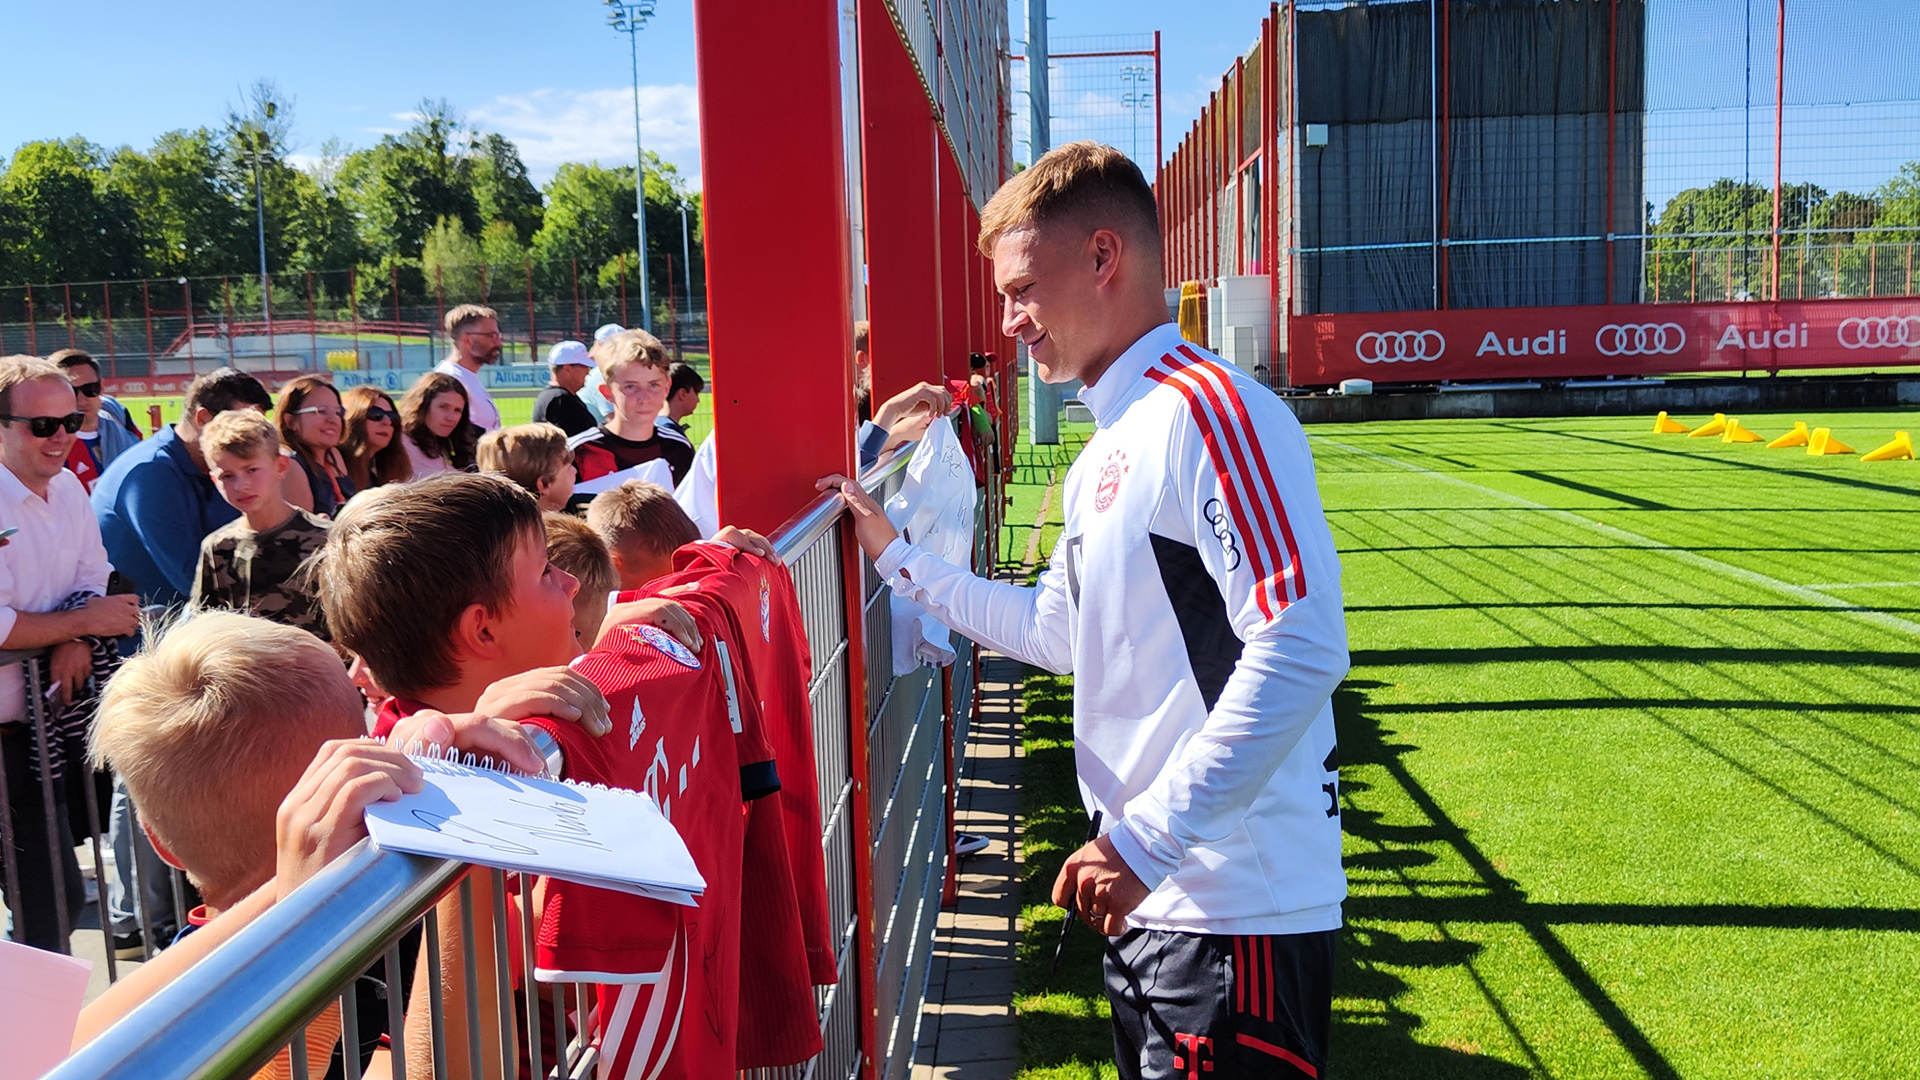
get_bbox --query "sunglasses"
[364,406,399,423]
[293,406,347,421]
[1,412,85,438]
[71,381,103,398]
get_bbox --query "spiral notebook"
[363,744,705,907]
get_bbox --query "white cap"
[547,340,593,367]
[593,323,626,342]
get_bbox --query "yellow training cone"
[1688,413,1728,438]
[1862,431,1914,462]
[1807,427,1855,456]
[1653,411,1689,434]
[1722,418,1764,443]
[1766,421,1810,449]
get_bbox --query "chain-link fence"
[0,265,709,380]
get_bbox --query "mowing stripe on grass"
[1316,437,1920,640]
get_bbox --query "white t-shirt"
[434,357,501,432]
[0,466,111,723]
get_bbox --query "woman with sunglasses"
[275,376,357,517]
[339,386,412,491]
[50,348,142,491]
[397,371,475,479]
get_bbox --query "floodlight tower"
[250,99,277,351]
[606,0,657,332]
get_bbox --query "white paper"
[0,938,92,1080]
[365,755,704,905]
[573,459,674,496]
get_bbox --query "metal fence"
[0,267,710,380]
[33,443,982,1080]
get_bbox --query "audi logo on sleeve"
[1595,323,1687,356]
[1354,330,1446,363]
[1837,315,1920,350]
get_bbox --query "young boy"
[192,409,331,639]
[543,511,617,653]
[477,422,576,512]
[566,330,695,485]
[87,610,554,1079]
[585,479,701,591]
[317,473,793,1078]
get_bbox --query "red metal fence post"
[306,272,319,369]
[525,259,538,363]
[24,284,36,355]
[939,150,971,382]
[103,282,116,374]
[142,280,155,376]
[64,283,76,349]
[859,0,946,403]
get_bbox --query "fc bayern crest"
[634,623,701,668]
[1093,451,1127,513]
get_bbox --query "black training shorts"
[1104,927,1336,1079]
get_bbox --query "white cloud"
[467,85,701,188]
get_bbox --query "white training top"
[878,323,1349,936]
[434,356,501,432]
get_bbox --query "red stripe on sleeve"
[1146,364,1279,620]
[1174,346,1308,603]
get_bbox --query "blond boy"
[565,329,694,485]
[478,422,576,511]
[543,511,617,652]
[585,479,701,591]
[193,409,331,638]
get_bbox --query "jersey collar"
[1077,322,1185,428]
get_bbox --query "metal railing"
[49,444,981,1080]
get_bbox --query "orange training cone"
[1654,411,1689,434]
[1722,419,1764,443]
[1766,422,1810,449]
[1862,431,1914,462]
[1807,427,1855,456]
[1688,413,1728,438]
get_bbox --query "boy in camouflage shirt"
[191,409,331,639]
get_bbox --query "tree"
[337,101,480,262]
[0,138,143,285]
[531,161,638,291]
[103,129,247,279]
[470,132,543,244]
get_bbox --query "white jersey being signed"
[877,323,1348,935]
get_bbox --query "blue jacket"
[91,425,239,608]
[89,396,144,470]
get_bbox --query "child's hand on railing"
[273,741,424,900]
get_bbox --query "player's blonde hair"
[90,611,364,898]
[589,328,671,382]
[586,480,699,562]
[976,140,1161,258]
[478,422,572,496]
[201,407,282,463]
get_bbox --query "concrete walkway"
[911,649,1025,1080]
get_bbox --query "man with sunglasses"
[50,349,142,491]
[0,356,142,950]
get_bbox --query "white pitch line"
[1317,437,1920,640]
[1802,582,1920,591]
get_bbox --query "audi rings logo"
[1355,330,1446,364]
[1595,323,1686,356]
[1837,315,1920,350]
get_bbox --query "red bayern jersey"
[647,542,835,986]
[634,563,822,1067]
[538,612,751,1080]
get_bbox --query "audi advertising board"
[1288,299,1920,386]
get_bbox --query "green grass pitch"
[1008,408,1920,1079]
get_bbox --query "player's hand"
[882,407,938,453]
[713,526,776,560]
[472,667,611,739]
[48,639,92,708]
[1052,834,1152,937]
[599,597,702,652]
[387,709,547,777]
[77,593,141,639]
[815,474,899,562]
[872,382,952,431]
[275,740,423,900]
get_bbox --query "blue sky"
[0,0,1265,190]
[3,0,1914,210]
